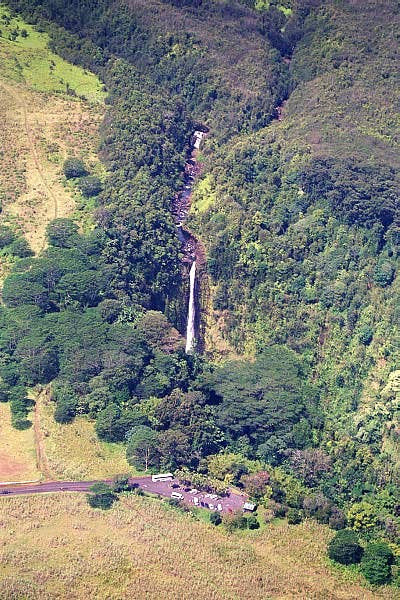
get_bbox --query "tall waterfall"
[185,261,196,353]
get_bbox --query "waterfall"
[185,261,196,353]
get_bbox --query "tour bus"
[151,473,173,483]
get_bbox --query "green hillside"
[0,0,399,591]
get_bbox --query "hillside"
[0,3,104,266]
[0,0,399,595]
[189,0,400,490]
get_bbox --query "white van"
[152,473,173,482]
[171,492,184,500]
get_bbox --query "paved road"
[0,477,247,513]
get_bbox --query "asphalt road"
[0,477,247,513]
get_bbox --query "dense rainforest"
[1,0,399,582]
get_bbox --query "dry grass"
[0,4,104,253]
[0,403,40,482]
[0,493,396,599]
[0,81,103,253]
[37,390,133,480]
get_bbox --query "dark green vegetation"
[87,481,117,509]
[86,475,140,508]
[0,225,33,260]
[327,529,363,566]
[360,542,395,586]
[1,0,400,588]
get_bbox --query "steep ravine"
[172,128,208,352]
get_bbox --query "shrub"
[0,226,16,249]
[54,398,77,424]
[328,508,347,530]
[112,475,132,493]
[287,508,303,525]
[63,158,88,179]
[87,483,117,510]
[360,542,394,585]
[327,530,363,565]
[247,515,260,530]
[222,511,248,532]
[79,175,103,197]
[359,325,373,346]
[210,511,222,526]
[7,238,34,258]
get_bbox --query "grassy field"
[0,3,104,254]
[0,493,396,599]
[37,389,133,480]
[0,402,40,482]
[0,4,105,101]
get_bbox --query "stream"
[172,129,207,352]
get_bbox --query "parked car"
[171,492,184,500]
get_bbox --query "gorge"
[172,129,208,352]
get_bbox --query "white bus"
[151,473,173,483]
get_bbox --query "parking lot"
[133,476,247,513]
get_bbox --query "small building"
[243,502,257,512]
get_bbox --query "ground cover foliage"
[1,0,400,588]
[1,494,396,600]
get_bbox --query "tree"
[112,475,133,493]
[210,511,222,526]
[327,530,363,565]
[54,397,77,424]
[157,428,191,470]
[79,175,103,197]
[14,334,59,385]
[0,226,16,249]
[126,425,159,471]
[206,453,251,483]
[136,311,184,353]
[287,508,303,525]
[241,471,270,499]
[360,542,394,585]
[222,510,248,533]
[359,325,373,346]
[303,492,333,524]
[374,261,395,287]
[7,237,34,258]
[46,219,79,248]
[346,501,378,532]
[95,403,125,442]
[247,514,260,530]
[200,347,309,461]
[289,449,331,486]
[87,482,117,509]
[63,157,88,179]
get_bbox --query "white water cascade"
[185,261,196,353]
